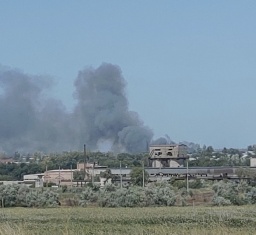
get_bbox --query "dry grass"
[1,206,256,235]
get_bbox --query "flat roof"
[150,144,187,147]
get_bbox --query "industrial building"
[149,144,188,167]
[19,144,256,187]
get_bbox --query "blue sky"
[1,1,256,148]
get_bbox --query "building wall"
[44,170,74,185]
[149,144,188,168]
[23,174,44,181]
[169,160,181,167]
[152,160,162,168]
[250,158,256,167]
[44,168,107,186]
[23,174,44,187]
[149,144,188,159]
[77,163,107,177]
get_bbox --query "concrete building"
[76,162,107,179]
[42,164,108,186]
[250,157,256,167]
[149,144,188,168]
[23,173,44,187]
[44,169,75,186]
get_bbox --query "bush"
[62,185,68,193]
[172,180,186,189]
[145,184,176,206]
[246,187,256,204]
[212,196,231,206]
[98,183,176,208]
[212,181,250,206]
[86,183,100,191]
[43,182,56,187]
[0,184,59,208]
[189,179,205,189]
[64,198,79,206]
[98,187,146,207]
[26,190,59,207]
[79,188,99,206]
[130,167,149,186]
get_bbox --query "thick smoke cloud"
[0,67,75,153]
[73,63,153,153]
[151,135,175,145]
[0,63,153,154]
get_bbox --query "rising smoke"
[151,134,176,145]
[0,63,153,154]
[73,63,153,153]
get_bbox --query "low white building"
[23,173,44,187]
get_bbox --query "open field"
[1,206,256,235]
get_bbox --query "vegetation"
[2,178,256,208]
[130,167,149,186]
[0,145,255,181]
[78,182,178,207]
[211,180,256,206]
[1,206,256,235]
[0,151,148,181]
[0,162,43,181]
[0,184,59,208]
[1,179,256,234]
[189,146,252,167]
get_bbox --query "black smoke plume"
[0,63,153,154]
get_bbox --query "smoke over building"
[0,63,153,154]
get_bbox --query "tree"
[100,169,117,184]
[73,171,85,180]
[130,167,149,186]
[206,146,214,154]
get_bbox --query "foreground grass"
[1,206,256,235]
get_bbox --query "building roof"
[45,169,76,172]
[149,144,187,147]
[0,158,14,163]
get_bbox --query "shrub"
[246,187,256,204]
[64,198,79,206]
[98,183,177,208]
[172,180,186,189]
[130,167,149,186]
[0,184,59,208]
[99,187,146,207]
[145,183,176,206]
[25,190,59,207]
[79,188,99,206]
[212,181,249,206]
[212,196,231,206]
[86,183,100,191]
[189,179,205,189]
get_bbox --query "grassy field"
[1,206,256,235]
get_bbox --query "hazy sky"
[1,1,256,149]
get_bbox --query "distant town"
[1,143,256,188]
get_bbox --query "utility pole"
[120,160,122,189]
[71,164,73,188]
[186,159,189,193]
[46,165,48,188]
[92,162,95,184]
[58,166,61,187]
[83,144,86,184]
[142,160,145,188]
